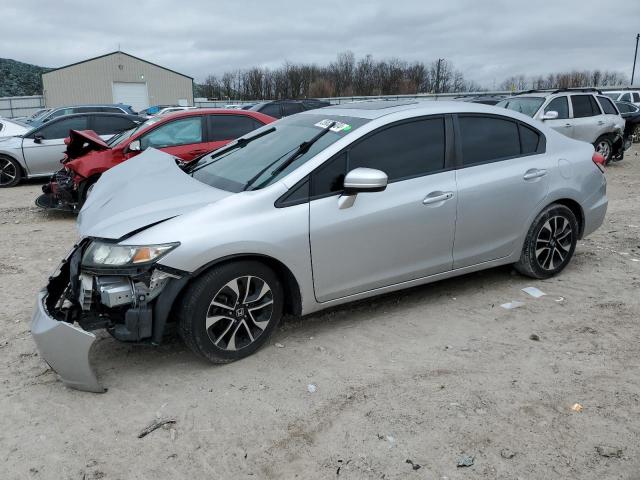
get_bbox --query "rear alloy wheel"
[178,261,283,363]
[515,204,578,279]
[0,156,21,188]
[594,136,613,164]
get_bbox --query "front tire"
[78,175,100,208]
[515,204,578,279]
[0,156,22,188]
[178,261,284,363]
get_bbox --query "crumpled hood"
[77,148,232,240]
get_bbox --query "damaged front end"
[36,130,111,212]
[31,240,188,392]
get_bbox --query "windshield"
[106,117,162,147]
[496,97,545,117]
[190,113,369,192]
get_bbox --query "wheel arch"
[549,198,585,239]
[0,153,27,179]
[188,253,303,317]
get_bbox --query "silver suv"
[31,101,608,392]
[497,88,625,163]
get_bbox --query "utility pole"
[632,34,640,85]
[435,58,443,94]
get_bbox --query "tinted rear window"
[459,116,520,165]
[208,115,263,141]
[571,95,597,118]
[598,96,618,115]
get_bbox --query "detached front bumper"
[35,169,79,212]
[31,290,104,393]
[31,241,189,393]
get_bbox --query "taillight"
[592,152,606,173]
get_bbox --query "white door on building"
[112,82,149,112]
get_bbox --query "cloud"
[3,0,639,86]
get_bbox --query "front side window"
[47,108,73,120]
[459,116,520,165]
[282,103,304,116]
[597,96,618,115]
[545,96,569,119]
[621,93,632,102]
[35,116,88,139]
[603,93,619,101]
[140,116,203,149]
[93,116,138,135]
[349,118,445,180]
[496,97,545,117]
[633,92,640,102]
[208,115,263,141]
[571,95,596,118]
[259,103,281,118]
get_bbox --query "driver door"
[21,115,89,176]
[309,117,456,302]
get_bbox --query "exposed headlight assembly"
[82,241,179,267]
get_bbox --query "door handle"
[423,191,454,205]
[523,169,547,180]
[597,121,605,125]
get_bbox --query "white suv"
[603,90,640,107]
[497,89,625,163]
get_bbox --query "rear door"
[205,114,264,154]
[309,116,457,302]
[570,94,606,143]
[138,116,205,161]
[453,115,550,268]
[21,115,89,176]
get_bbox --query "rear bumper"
[31,290,105,393]
[582,177,608,238]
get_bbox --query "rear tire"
[515,204,578,279]
[178,261,284,364]
[0,156,22,188]
[594,135,613,164]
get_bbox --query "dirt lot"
[1,149,639,480]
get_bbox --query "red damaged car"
[36,109,275,211]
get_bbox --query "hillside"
[0,58,49,97]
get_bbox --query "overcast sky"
[3,0,639,87]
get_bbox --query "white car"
[0,118,30,137]
[603,90,640,107]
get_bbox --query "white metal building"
[42,51,193,111]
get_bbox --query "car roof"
[301,100,533,120]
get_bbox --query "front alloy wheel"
[178,261,283,363]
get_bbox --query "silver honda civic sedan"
[31,100,608,392]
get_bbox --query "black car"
[456,94,507,106]
[249,99,331,118]
[615,101,640,147]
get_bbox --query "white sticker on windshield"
[314,119,352,132]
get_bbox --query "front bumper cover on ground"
[31,290,105,393]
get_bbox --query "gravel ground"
[1,148,639,480]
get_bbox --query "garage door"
[112,82,149,112]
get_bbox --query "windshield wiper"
[243,121,336,191]
[186,126,276,174]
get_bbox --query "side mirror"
[339,168,387,209]
[33,135,44,144]
[541,110,558,120]
[343,167,388,194]
[127,139,141,152]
